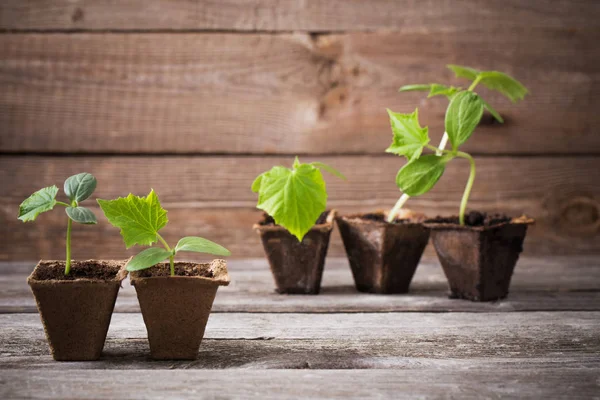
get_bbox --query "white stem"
[436,132,449,155]
[387,193,410,223]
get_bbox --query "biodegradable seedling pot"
[336,211,430,294]
[27,260,127,361]
[425,212,534,301]
[254,210,336,294]
[129,259,230,360]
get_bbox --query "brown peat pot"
[27,260,127,361]
[336,211,430,294]
[424,212,534,302]
[129,260,229,360]
[254,210,336,295]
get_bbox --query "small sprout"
[98,189,230,276]
[251,157,346,242]
[387,65,528,224]
[18,173,98,275]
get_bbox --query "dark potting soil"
[31,260,123,281]
[428,211,511,227]
[260,210,330,226]
[135,262,214,278]
[359,213,415,224]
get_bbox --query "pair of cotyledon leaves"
[98,189,230,271]
[252,157,345,242]
[387,65,528,197]
[18,172,98,225]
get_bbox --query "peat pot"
[425,212,534,302]
[254,210,336,295]
[129,260,230,360]
[27,260,127,361]
[336,211,430,294]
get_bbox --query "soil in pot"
[336,211,430,294]
[27,260,127,361]
[129,259,230,360]
[425,211,534,302]
[254,210,335,295]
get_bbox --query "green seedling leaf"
[126,247,173,271]
[396,155,450,196]
[399,84,460,99]
[18,186,58,222]
[251,173,264,193]
[66,206,97,224]
[447,64,480,80]
[428,84,461,98]
[175,236,231,256]
[399,84,432,92]
[254,163,327,242]
[98,189,168,248]
[64,173,97,203]
[385,108,430,162]
[482,99,504,123]
[445,91,484,150]
[310,162,347,180]
[478,71,528,103]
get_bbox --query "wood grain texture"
[1,155,598,260]
[1,312,599,369]
[0,30,598,154]
[2,257,600,313]
[0,0,596,31]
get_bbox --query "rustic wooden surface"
[1,156,599,260]
[0,31,598,155]
[0,257,599,399]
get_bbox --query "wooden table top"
[1,257,599,399]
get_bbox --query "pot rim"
[423,214,535,231]
[27,259,128,285]
[129,259,230,286]
[253,209,337,234]
[336,210,427,227]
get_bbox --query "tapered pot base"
[425,213,534,301]
[130,260,230,360]
[27,260,127,361]
[254,210,335,294]
[336,211,430,294]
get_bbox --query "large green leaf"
[254,162,327,241]
[66,206,97,224]
[395,155,450,196]
[18,186,58,222]
[175,236,231,256]
[126,247,173,271]
[445,91,484,150]
[385,108,430,162]
[97,189,168,248]
[64,172,97,203]
[478,71,529,103]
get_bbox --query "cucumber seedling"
[251,157,345,241]
[98,189,231,275]
[386,65,528,224]
[18,173,99,275]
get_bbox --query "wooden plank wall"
[0,0,599,260]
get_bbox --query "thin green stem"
[56,201,70,207]
[456,151,476,225]
[65,217,72,275]
[468,75,482,92]
[387,193,410,223]
[156,233,175,276]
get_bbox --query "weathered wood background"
[0,0,599,260]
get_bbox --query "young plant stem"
[65,217,72,275]
[157,233,175,276]
[387,133,450,223]
[468,76,482,92]
[456,151,476,226]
